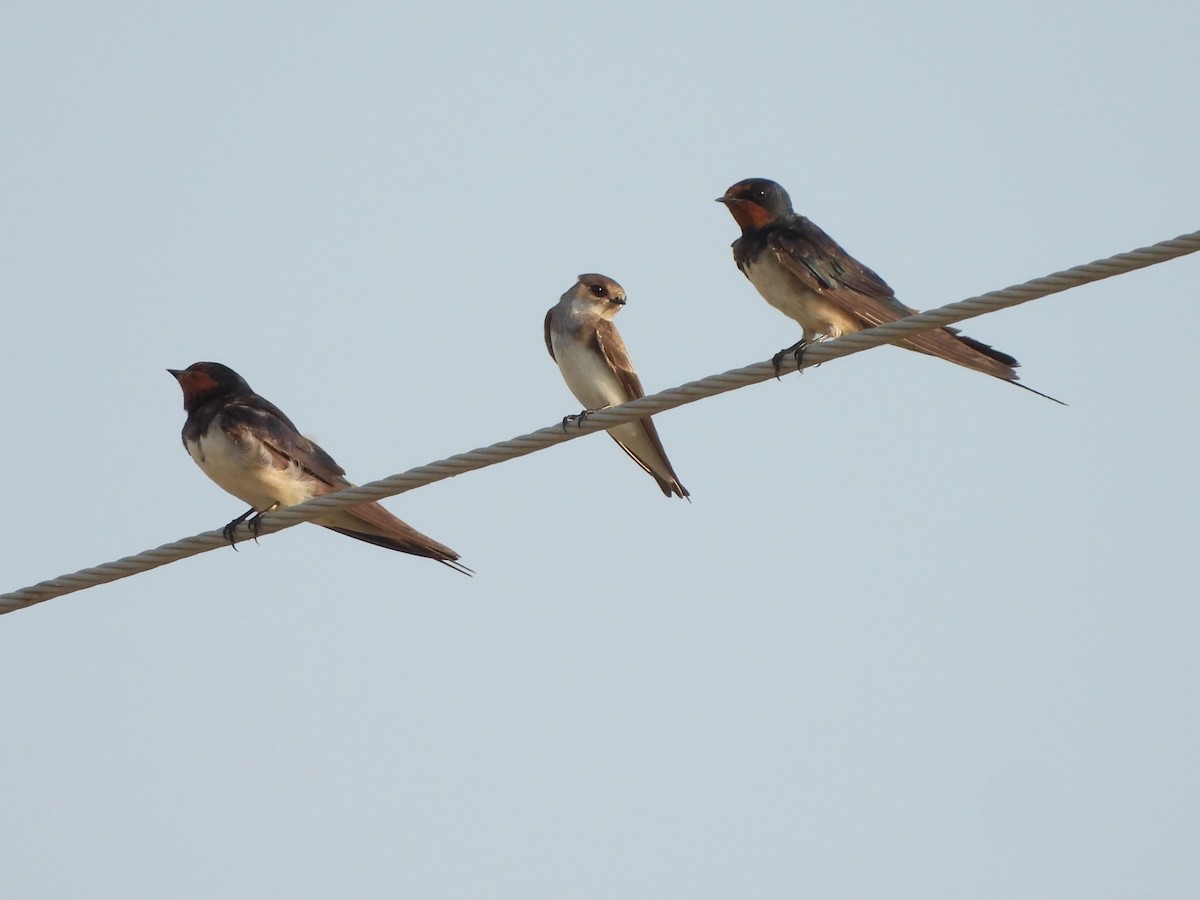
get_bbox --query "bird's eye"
[590,284,606,297]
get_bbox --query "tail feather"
[324,526,474,575]
[901,326,1065,405]
[944,327,1018,368]
[606,421,690,500]
[317,501,472,575]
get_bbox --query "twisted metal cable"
[4,229,1198,614]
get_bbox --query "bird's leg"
[246,503,279,544]
[771,339,809,378]
[222,506,257,549]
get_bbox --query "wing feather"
[222,397,470,568]
[544,308,557,361]
[593,321,689,498]
[768,229,1018,380]
[220,399,350,487]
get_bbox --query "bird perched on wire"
[168,361,471,573]
[717,177,1062,403]
[545,274,690,499]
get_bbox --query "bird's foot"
[222,504,275,548]
[246,504,279,544]
[562,408,604,430]
[771,339,809,378]
[247,513,265,543]
[221,507,257,549]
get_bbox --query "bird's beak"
[715,195,731,204]
[167,368,184,381]
[611,297,626,306]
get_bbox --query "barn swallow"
[717,177,1062,403]
[545,274,690,499]
[168,362,471,574]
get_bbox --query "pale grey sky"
[2,1,1198,897]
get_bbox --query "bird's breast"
[552,334,628,411]
[187,425,316,511]
[743,254,855,339]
